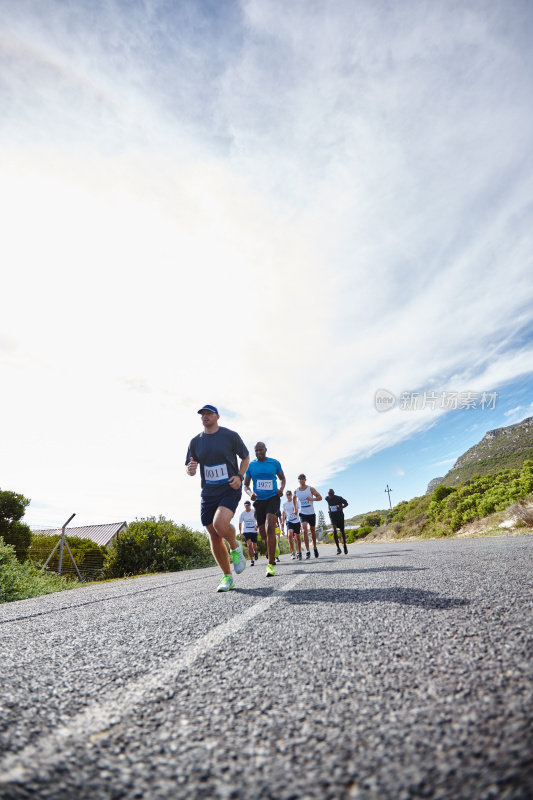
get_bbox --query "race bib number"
[205,463,229,484]
[257,479,274,491]
[330,505,338,513]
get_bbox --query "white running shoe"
[230,542,246,574]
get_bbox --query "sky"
[1,0,532,532]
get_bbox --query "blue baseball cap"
[197,404,218,414]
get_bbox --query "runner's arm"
[243,474,257,501]
[277,469,286,497]
[186,459,198,476]
[310,487,322,501]
[229,455,250,490]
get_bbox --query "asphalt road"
[0,536,532,800]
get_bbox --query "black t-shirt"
[326,494,348,516]
[186,427,249,497]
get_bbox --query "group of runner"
[240,478,321,563]
[186,404,349,592]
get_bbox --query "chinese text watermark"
[374,389,498,413]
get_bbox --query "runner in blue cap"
[186,404,249,592]
[244,441,286,577]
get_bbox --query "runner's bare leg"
[302,521,310,553]
[266,513,277,565]
[206,507,238,575]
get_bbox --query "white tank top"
[240,510,256,531]
[283,500,299,523]
[296,487,314,514]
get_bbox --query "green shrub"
[103,516,215,578]
[432,485,456,503]
[391,501,409,522]
[0,489,32,562]
[427,468,532,531]
[344,526,372,543]
[0,537,78,603]
[362,513,382,528]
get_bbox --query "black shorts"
[287,521,301,534]
[254,495,280,527]
[201,485,242,527]
[330,513,345,528]
[243,531,258,543]
[299,512,316,527]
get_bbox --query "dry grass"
[509,501,533,527]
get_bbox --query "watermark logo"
[374,390,498,412]
[374,388,396,412]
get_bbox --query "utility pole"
[384,484,393,510]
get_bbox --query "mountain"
[427,416,533,491]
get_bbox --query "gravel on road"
[0,536,531,799]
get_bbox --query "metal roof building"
[32,522,127,547]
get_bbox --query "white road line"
[0,573,308,785]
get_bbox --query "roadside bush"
[0,489,32,562]
[103,516,215,578]
[391,501,409,522]
[520,460,533,493]
[428,467,532,532]
[362,513,382,528]
[432,485,456,503]
[344,526,372,543]
[0,537,77,603]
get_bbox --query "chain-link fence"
[28,517,108,582]
[25,518,127,583]
[30,532,107,582]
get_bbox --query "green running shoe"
[230,542,246,574]
[265,563,276,578]
[216,575,235,592]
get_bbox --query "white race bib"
[257,479,274,491]
[205,463,229,484]
[330,505,338,512]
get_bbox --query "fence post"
[57,513,76,576]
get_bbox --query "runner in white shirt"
[295,473,322,559]
[282,490,302,560]
[239,501,258,565]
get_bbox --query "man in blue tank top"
[244,441,286,577]
[186,404,250,592]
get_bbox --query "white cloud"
[1,0,532,528]
[504,406,523,418]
